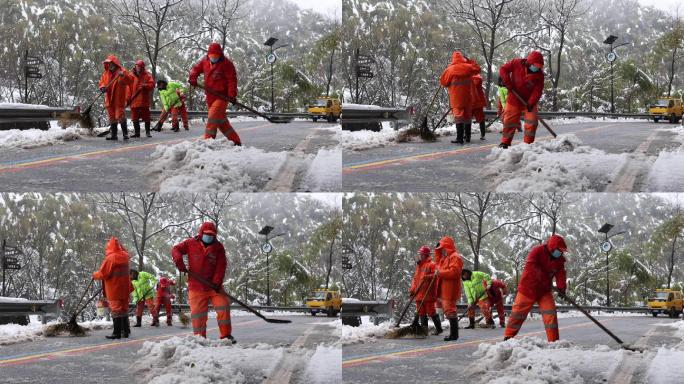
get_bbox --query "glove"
[227,96,237,104]
[117,71,125,77]
[409,290,416,297]
[434,268,440,275]
[527,104,534,112]
[170,294,176,300]
[188,78,198,87]
[557,288,566,297]
[211,283,221,292]
[100,87,106,93]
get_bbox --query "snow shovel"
[96,87,146,137]
[45,279,102,336]
[186,271,291,324]
[386,279,431,339]
[416,86,442,141]
[195,84,291,124]
[509,89,557,138]
[553,287,644,352]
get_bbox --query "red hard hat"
[547,234,568,252]
[135,60,145,69]
[419,245,431,256]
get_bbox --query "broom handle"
[195,83,277,122]
[415,272,438,314]
[73,278,94,314]
[508,88,557,138]
[395,278,426,327]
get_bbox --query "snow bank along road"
[342,120,683,192]
[342,316,679,384]
[0,314,338,384]
[0,120,339,192]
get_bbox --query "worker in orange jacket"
[99,55,134,141]
[504,234,568,342]
[471,74,487,141]
[172,222,235,343]
[92,237,132,340]
[409,245,442,335]
[488,279,509,327]
[127,60,155,138]
[440,51,481,145]
[154,276,176,326]
[435,236,463,341]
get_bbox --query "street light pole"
[610,47,614,114]
[270,44,275,113]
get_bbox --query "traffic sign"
[266,53,277,65]
[600,241,613,253]
[606,52,617,63]
[26,73,43,79]
[261,242,273,254]
[3,257,18,264]
[3,249,20,257]
[3,264,21,270]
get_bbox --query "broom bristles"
[43,320,88,337]
[385,324,429,339]
[179,311,190,327]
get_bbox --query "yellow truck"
[649,97,683,123]
[305,289,341,317]
[647,289,683,318]
[308,97,341,123]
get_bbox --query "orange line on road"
[342,318,618,368]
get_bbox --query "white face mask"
[210,57,220,64]
[529,65,540,73]
[551,249,563,258]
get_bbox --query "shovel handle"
[195,83,280,123]
[554,287,625,344]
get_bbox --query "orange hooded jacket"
[440,52,481,109]
[435,236,463,303]
[98,55,133,109]
[471,74,487,109]
[93,237,132,301]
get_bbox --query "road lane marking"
[605,130,659,192]
[343,123,622,174]
[0,123,273,174]
[263,326,317,384]
[342,318,619,368]
[263,130,320,191]
[0,319,263,367]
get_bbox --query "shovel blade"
[265,318,292,324]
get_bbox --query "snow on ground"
[0,126,84,150]
[481,134,627,192]
[340,316,394,345]
[301,147,342,191]
[148,139,287,192]
[339,122,399,151]
[149,138,340,192]
[304,344,342,383]
[466,337,625,384]
[133,336,283,384]
[0,102,54,109]
[646,321,684,384]
[646,126,684,192]
[0,316,112,346]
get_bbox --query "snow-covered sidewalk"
[0,126,85,150]
[0,317,112,346]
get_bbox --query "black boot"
[498,143,509,149]
[410,314,420,333]
[133,316,142,327]
[431,314,443,335]
[131,121,141,138]
[145,122,152,137]
[121,120,129,140]
[420,316,429,334]
[151,317,159,327]
[450,123,464,144]
[171,124,180,132]
[122,317,130,338]
[221,335,237,344]
[105,123,118,140]
[465,317,476,329]
[167,317,173,326]
[106,317,122,339]
[464,123,472,143]
[479,121,486,140]
[444,318,459,341]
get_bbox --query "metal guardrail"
[341,300,395,318]
[341,106,411,124]
[480,110,652,120]
[454,303,650,313]
[0,299,62,318]
[145,303,311,313]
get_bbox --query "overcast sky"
[636,0,681,14]
[294,0,341,21]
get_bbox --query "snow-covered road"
[0,120,340,192]
[342,120,684,192]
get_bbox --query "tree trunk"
[667,233,677,289]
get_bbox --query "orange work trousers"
[416,300,436,317]
[504,291,559,342]
[106,106,126,124]
[451,107,472,125]
[131,107,151,123]
[466,299,493,322]
[205,99,241,145]
[155,297,173,322]
[472,107,485,123]
[490,299,506,326]
[501,103,538,146]
[109,299,129,319]
[188,289,232,338]
[159,105,189,129]
[135,298,155,317]
[442,299,459,319]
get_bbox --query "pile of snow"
[304,345,342,383]
[0,317,112,346]
[647,126,684,192]
[148,139,288,192]
[0,126,83,150]
[466,337,625,383]
[341,317,393,345]
[339,123,400,151]
[481,134,627,192]
[301,147,342,191]
[133,336,283,384]
[646,321,684,384]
